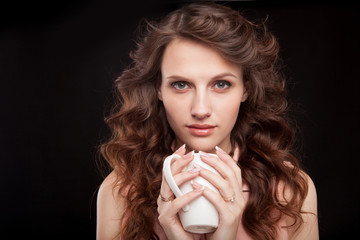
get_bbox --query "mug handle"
[163,154,190,211]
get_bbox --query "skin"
[96,38,319,240]
[158,38,248,154]
[157,38,248,239]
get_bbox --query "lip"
[187,124,216,136]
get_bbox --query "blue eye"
[171,81,189,90]
[214,80,231,89]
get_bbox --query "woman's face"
[158,39,248,153]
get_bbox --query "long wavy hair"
[100,2,308,240]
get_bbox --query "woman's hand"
[157,145,203,240]
[199,146,245,240]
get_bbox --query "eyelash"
[171,81,189,90]
[170,80,232,90]
[214,80,232,89]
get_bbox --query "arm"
[287,172,319,240]
[96,171,124,240]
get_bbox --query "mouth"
[187,124,216,136]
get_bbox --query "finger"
[204,185,245,209]
[160,147,188,197]
[157,193,173,207]
[173,167,201,187]
[199,152,236,182]
[163,189,204,215]
[202,187,245,225]
[174,144,186,156]
[160,151,196,198]
[215,146,239,168]
[160,174,175,200]
[170,151,194,175]
[200,151,242,198]
[215,146,242,186]
[198,168,233,199]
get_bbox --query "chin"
[187,141,217,154]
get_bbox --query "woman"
[97,2,318,240]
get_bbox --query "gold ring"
[160,193,174,202]
[223,193,236,203]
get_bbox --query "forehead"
[161,38,242,79]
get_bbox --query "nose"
[191,89,212,120]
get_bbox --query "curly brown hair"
[100,2,308,240]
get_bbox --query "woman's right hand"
[157,145,203,240]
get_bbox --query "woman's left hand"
[198,146,245,240]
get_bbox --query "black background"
[1,1,359,239]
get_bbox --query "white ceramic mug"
[163,152,220,234]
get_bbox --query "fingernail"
[215,146,226,154]
[199,151,211,158]
[188,163,202,173]
[175,144,186,153]
[191,180,204,192]
[182,204,190,212]
[183,150,194,159]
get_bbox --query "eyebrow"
[165,72,238,81]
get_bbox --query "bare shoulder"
[285,170,319,240]
[300,171,317,213]
[281,163,317,209]
[97,170,125,240]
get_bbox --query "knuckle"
[202,168,217,179]
[170,162,180,174]
[233,167,242,179]
[222,213,237,225]
[203,187,218,200]
[228,215,237,224]
[225,181,232,190]
[217,179,230,191]
[172,158,189,173]
[170,200,181,211]
[173,172,190,186]
[225,155,233,162]
[158,213,165,224]
[227,169,236,179]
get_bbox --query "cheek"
[162,96,186,125]
[215,96,242,124]
[223,104,241,126]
